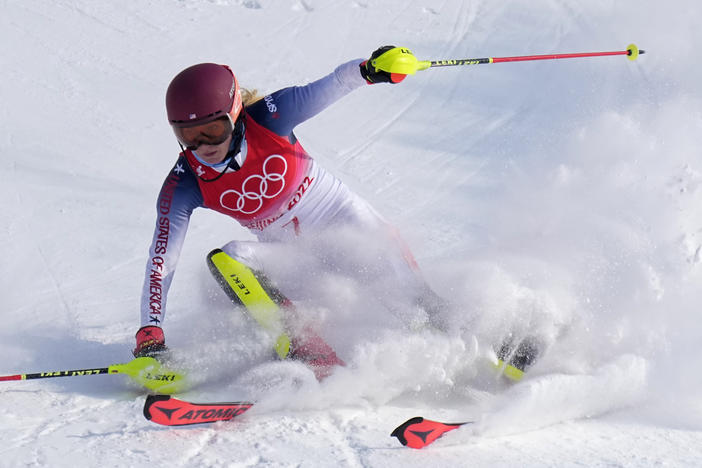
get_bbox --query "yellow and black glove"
[360,45,416,84]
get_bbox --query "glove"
[133,325,170,360]
[360,45,410,84]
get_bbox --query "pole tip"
[626,43,643,61]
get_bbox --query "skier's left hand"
[360,45,413,84]
[133,325,170,361]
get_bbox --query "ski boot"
[494,335,540,382]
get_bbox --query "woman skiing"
[133,46,446,378]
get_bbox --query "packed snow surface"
[2,1,701,466]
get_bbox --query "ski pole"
[0,366,111,381]
[0,357,186,394]
[373,44,645,75]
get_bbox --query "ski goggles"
[173,115,233,150]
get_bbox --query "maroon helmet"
[165,63,243,128]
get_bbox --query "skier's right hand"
[133,325,170,361]
[360,45,413,84]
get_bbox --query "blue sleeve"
[139,157,203,328]
[246,59,366,137]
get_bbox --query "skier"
[132,46,448,378]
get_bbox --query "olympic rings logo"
[219,154,288,215]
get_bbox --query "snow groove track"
[2,1,702,467]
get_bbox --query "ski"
[391,416,472,449]
[207,248,292,359]
[207,248,345,380]
[144,394,253,426]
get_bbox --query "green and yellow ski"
[207,249,292,359]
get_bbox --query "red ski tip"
[391,416,470,449]
[144,394,253,426]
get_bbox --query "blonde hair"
[241,88,263,107]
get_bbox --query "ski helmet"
[166,63,243,128]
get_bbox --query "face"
[193,132,233,165]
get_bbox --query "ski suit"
[139,59,435,330]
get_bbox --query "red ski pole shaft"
[493,49,629,63]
